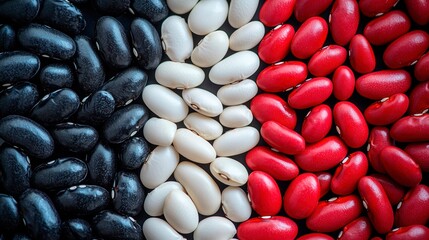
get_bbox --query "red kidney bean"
[408,81,429,115]
[258,24,295,64]
[288,77,333,109]
[329,0,359,46]
[308,45,347,76]
[332,66,355,101]
[331,151,368,196]
[245,146,300,181]
[247,171,282,216]
[291,16,328,59]
[405,142,429,172]
[371,237,384,240]
[383,30,429,69]
[250,93,297,129]
[283,173,320,219]
[301,104,332,143]
[295,136,348,172]
[363,10,411,46]
[294,0,333,22]
[390,113,429,142]
[387,225,429,240]
[358,0,398,17]
[364,93,409,126]
[237,216,298,240]
[260,121,305,155]
[404,0,429,25]
[395,184,429,227]
[259,0,297,27]
[333,101,369,148]
[358,176,394,234]
[356,70,412,100]
[367,127,393,173]
[297,233,334,240]
[256,61,308,92]
[316,172,332,198]
[349,34,376,74]
[306,195,363,233]
[338,216,372,240]
[371,173,406,206]
[414,53,429,82]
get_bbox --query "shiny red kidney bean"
[294,0,333,22]
[247,171,282,216]
[387,225,429,240]
[258,24,295,64]
[301,104,332,143]
[358,176,394,234]
[367,127,393,173]
[317,172,332,198]
[294,136,348,172]
[383,30,429,69]
[414,53,429,82]
[333,101,369,148]
[259,0,297,27]
[250,93,297,129]
[349,34,376,74]
[359,0,398,17]
[283,173,320,219]
[332,66,355,101]
[308,45,347,76]
[260,121,305,155]
[288,77,333,109]
[370,173,406,206]
[306,195,363,233]
[256,61,308,92]
[408,81,429,114]
[237,216,298,240]
[297,233,334,240]
[329,0,359,46]
[245,146,300,181]
[404,0,429,25]
[395,184,429,227]
[390,113,429,142]
[331,151,368,196]
[291,16,328,59]
[363,10,411,46]
[356,70,412,100]
[338,216,372,240]
[364,93,409,126]
[405,142,429,172]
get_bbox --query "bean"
[143,217,184,240]
[333,101,369,148]
[367,127,392,173]
[0,24,15,51]
[250,93,297,128]
[370,174,405,206]
[219,105,253,128]
[92,210,143,240]
[405,142,429,172]
[140,146,179,189]
[144,181,185,217]
[256,61,308,92]
[119,137,149,170]
[410,78,429,114]
[217,79,258,106]
[395,184,429,227]
[173,128,216,164]
[359,0,398,17]
[338,216,372,240]
[294,0,333,22]
[0,0,40,24]
[332,66,355,101]
[308,45,347,77]
[301,104,332,143]
[387,225,429,240]
[87,141,116,189]
[213,126,260,157]
[259,0,295,27]
[248,171,282,216]
[94,0,130,15]
[39,64,74,92]
[155,61,205,89]
[182,88,223,117]
[130,18,162,70]
[210,157,249,186]
[229,21,265,51]
[188,0,228,35]
[237,216,298,240]
[112,171,145,216]
[0,51,40,87]
[291,17,328,59]
[193,216,236,240]
[163,190,199,234]
[143,117,176,146]
[0,194,20,233]
[76,90,116,125]
[161,15,193,62]
[356,70,412,100]
[51,122,98,153]
[317,172,333,198]
[298,233,335,240]
[166,0,198,14]
[288,77,333,109]
[191,30,229,68]
[221,186,252,223]
[228,0,259,28]
[0,82,39,117]
[183,112,223,141]
[364,93,409,126]
[258,24,295,64]
[61,218,92,240]
[260,121,305,155]
[331,152,368,195]
[390,113,429,142]
[329,0,359,46]
[130,0,168,23]
[404,0,429,25]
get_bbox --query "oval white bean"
[143,117,177,146]
[222,186,252,222]
[174,161,221,215]
[217,79,258,106]
[139,146,179,189]
[228,0,259,28]
[144,181,185,217]
[172,128,216,164]
[142,84,188,122]
[230,21,265,51]
[191,30,229,68]
[188,0,228,35]
[143,217,185,240]
[213,126,260,156]
[209,51,260,85]
[182,88,223,117]
[161,15,193,62]
[184,112,223,141]
[219,105,253,128]
[155,61,205,89]
[210,157,249,186]
[163,190,199,234]
[193,216,236,240]
[166,0,198,14]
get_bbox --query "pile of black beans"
[0,0,168,239]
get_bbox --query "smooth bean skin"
[182,88,223,117]
[0,146,31,197]
[256,61,308,92]
[338,216,372,240]
[166,0,197,14]
[367,127,392,173]
[359,0,397,17]
[173,128,216,164]
[230,21,265,52]
[387,225,429,240]
[371,174,405,206]
[297,233,334,240]
[183,112,223,141]
[334,101,369,148]
[0,194,20,233]
[119,137,149,170]
[221,186,252,223]
[308,45,347,76]
[0,0,40,24]
[294,0,333,22]
[261,120,305,155]
[112,171,145,216]
[210,157,249,187]
[219,105,253,128]
[329,0,359,46]
[302,104,332,143]
[51,123,98,153]
[187,0,228,35]
[156,61,204,89]
[61,218,92,240]
[131,0,168,23]
[364,93,409,126]
[408,81,429,114]
[191,30,229,68]
[76,91,116,125]
[130,18,162,70]
[349,34,376,74]
[405,142,429,172]
[163,190,199,234]
[291,17,328,59]
[317,172,333,198]
[390,114,429,142]
[247,171,282,216]
[250,93,297,129]
[0,82,39,117]
[39,64,74,92]
[144,181,185,217]
[288,77,333,109]
[237,216,298,240]
[0,51,40,86]
[259,0,296,27]
[193,216,236,240]
[357,71,412,100]
[92,210,143,240]
[94,0,130,15]
[0,24,15,51]
[228,0,258,28]
[161,15,193,62]
[405,0,429,25]
[143,217,184,240]
[258,24,295,64]
[331,151,368,195]
[332,66,355,101]
[217,79,258,106]
[87,141,116,189]
[213,126,260,157]
[395,184,429,227]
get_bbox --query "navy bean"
[87,141,116,189]
[92,210,143,240]
[0,51,40,87]
[51,123,98,153]
[0,115,54,159]
[61,218,93,240]
[130,0,168,23]
[130,18,162,70]
[119,137,149,170]
[40,63,74,92]
[11,233,32,240]
[0,0,40,24]
[112,171,145,216]
[0,81,39,117]
[0,194,20,233]
[94,0,130,15]
[18,23,76,60]
[76,91,116,125]
[0,146,31,196]
[0,24,15,51]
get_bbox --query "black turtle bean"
[0,51,40,87]
[130,0,168,23]
[0,146,31,196]
[130,18,162,70]
[0,115,54,159]
[0,194,20,233]
[11,233,32,240]
[18,23,76,60]
[32,157,87,191]
[76,91,116,125]
[0,81,39,117]
[0,0,40,24]
[40,63,74,92]
[51,123,98,153]
[112,171,145,216]
[94,0,130,15]
[0,24,15,51]
[92,210,143,240]
[87,141,116,189]
[119,137,149,170]
[61,218,93,240]
[19,189,61,240]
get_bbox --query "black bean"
[0,146,31,196]
[0,24,15,51]
[0,194,20,233]
[112,172,145,216]
[40,63,74,92]
[69,0,88,3]
[94,0,130,15]
[0,51,40,87]
[0,81,39,118]
[51,122,98,153]
[119,137,149,170]
[76,90,116,125]
[92,210,143,240]
[0,0,40,24]
[130,18,162,70]
[130,0,168,23]
[61,218,93,240]
[11,233,32,240]
[87,141,116,189]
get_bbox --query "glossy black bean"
[69,0,88,3]
[54,185,109,217]
[37,0,86,35]
[19,189,61,240]
[130,18,162,70]
[51,123,98,153]
[74,35,105,93]
[0,146,31,196]
[119,137,149,170]
[32,157,87,191]
[0,194,20,233]
[0,51,40,87]
[0,115,54,159]
[40,63,74,92]
[94,0,130,15]
[130,0,168,23]
[0,0,40,24]
[0,81,39,117]
[0,24,15,51]
[11,233,32,240]
[30,88,80,125]
[62,218,92,240]
[87,141,116,189]
[112,172,145,216]
[18,23,76,60]
[92,210,143,240]
[101,67,147,107]
[76,91,115,125]
[103,104,149,144]
[95,16,132,69]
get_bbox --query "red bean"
[333,101,369,148]
[408,81,429,115]
[367,126,393,173]
[349,34,376,74]
[338,216,372,240]
[256,61,308,92]
[331,151,368,195]
[356,70,412,100]
[404,0,429,25]
[390,113,429,142]
[301,104,332,143]
[316,172,332,198]
[358,0,398,17]
[387,225,429,240]
[332,66,355,101]
[414,53,429,82]
[363,93,409,126]
[329,0,359,46]
[291,16,328,59]
[308,45,347,76]
[297,233,334,240]
[247,171,282,216]
[405,142,429,172]
[288,77,333,109]
[260,121,305,155]
[370,173,406,206]
[259,0,297,27]
[237,216,298,240]
[258,24,295,64]
[395,184,429,227]
[250,93,297,129]
[294,0,333,22]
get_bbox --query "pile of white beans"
[140,0,264,239]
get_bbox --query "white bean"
[193,216,236,240]
[209,51,260,85]
[182,88,223,117]
[213,126,260,156]
[174,161,221,215]
[217,79,258,106]
[163,190,199,234]
[191,30,229,68]
[184,112,223,141]
[144,181,185,217]
[166,0,198,14]
[219,105,253,128]
[143,117,177,146]
[173,128,216,164]
[139,146,179,189]
[143,217,185,240]
[161,15,193,62]
[230,21,265,51]
[222,186,252,222]
[188,0,229,35]
[155,61,205,89]
[228,0,259,28]
[210,157,248,186]
[142,84,188,122]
